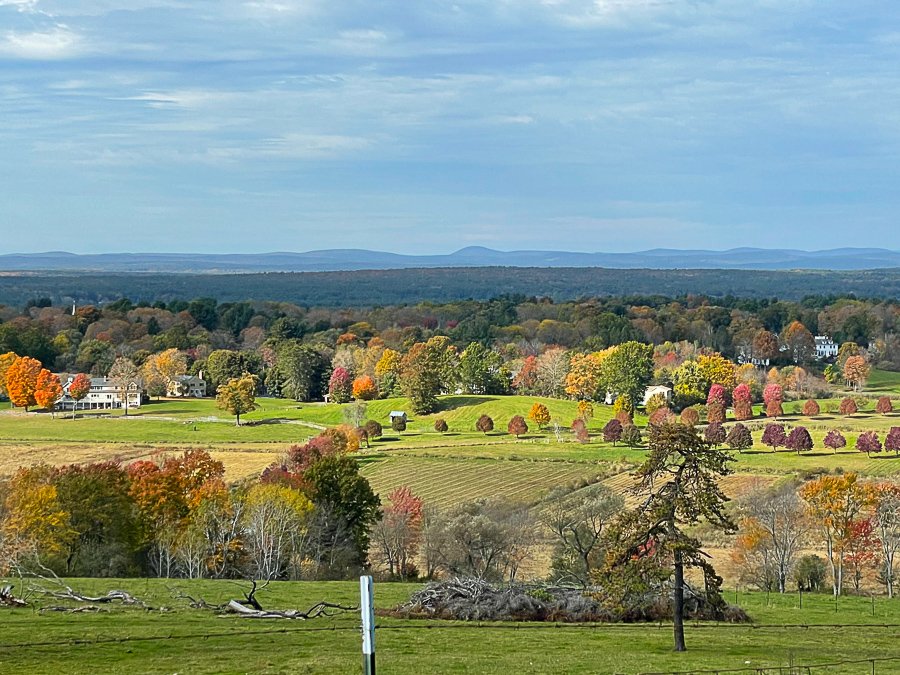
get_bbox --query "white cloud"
[0,25,82,59]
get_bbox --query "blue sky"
[2,0,899,254]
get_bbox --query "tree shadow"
[435,396,499,412]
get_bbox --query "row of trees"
[0,431,381,581]
[733,474,900,598]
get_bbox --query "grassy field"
[2,578,900,674]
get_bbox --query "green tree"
[458,342,509,395]
[216,373,259,426]
[303,455,381,569]
[605,422,735,652]
[274,341,329,401]
[400,336,457,415]
[600,341,653,406]
[206,350,262,391]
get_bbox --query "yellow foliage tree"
[528,402,551,429]
[696,353,737,390]
[564,349,613,400]
[141,348,188,398]
[2,466,74,561]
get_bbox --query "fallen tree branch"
[222,599,358,620]
[39,605,108,614]
[25,562,151,609]
[1,584,28,608]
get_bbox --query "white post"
[360,575,375,675]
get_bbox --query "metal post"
[360,575,375,675]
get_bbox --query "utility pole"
[360,575,375,675]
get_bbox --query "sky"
[1,0,899,255]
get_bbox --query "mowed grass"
[3,578,900,674]
[360,455,616,508]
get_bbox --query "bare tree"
[736,481,808,593]
[544,483,623,584]
[873,483,900,598]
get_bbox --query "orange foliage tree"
[34,369,63,417]
[0,351,18,399]
[6,356,42,411]
[352,375,378,400]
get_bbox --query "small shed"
[389,411,408,423]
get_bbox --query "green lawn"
[2,578,900,674]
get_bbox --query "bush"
[476,414,494,434]
[794,555,827,592]
[434,418,449,433]
[802,399,820,416]
[507,415,528,438]
[364,419,383,440]
[680,407,700,427]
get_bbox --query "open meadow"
[3,373,900,505]
[3,578,900,674]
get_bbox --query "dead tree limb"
[1,584,28,608]
[223,599,358,619]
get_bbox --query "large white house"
[57,376,143,410]
[815,335,839,360]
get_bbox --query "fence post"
[361,575,375,675]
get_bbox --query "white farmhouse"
[57,375,143,411]
[814,335,838,360]
[167,375,207,398]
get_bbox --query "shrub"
[823,429,846,454]
[602,419,622,445]
[765,400,783,418]
[802,399,820,416]
[680,407,700,427]
[648,407,675,427]
[622,424,642,448]
[876,397,894,415]
[392,416,407,434]
[856,430,882,457]
[434,418,449,433]
[704,422,726,447]
[572,419,590,444]
[725,423,752,453]
[508,415,528,439]
[476,414,494,434]
[733,399,754,421]
[839,397,858,416]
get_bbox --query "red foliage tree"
[707,384,726,406]
[763,383,783,408]
[785,426,813,455]
[856,430,882,457]
[761,423,787,452]
[351,375,378,401]
[507,415,528,439]
[67,373,91,419]
[602,418,623,445]
[884,427,900,456]
[840,397,858,417]
[706,401,725,424]
[328,367,353,404]
[572,418,590,444]
[476,414,494,435]
[876,397,894,415]
[648,407,675,427]
[823,429,847,454]
[765,399,784,418]
[704,422,726,447]
[725,423,753,453]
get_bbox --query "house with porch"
[57,375,143,411]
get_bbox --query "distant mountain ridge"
[1,247,899,272]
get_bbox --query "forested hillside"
[2,266,900,307]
